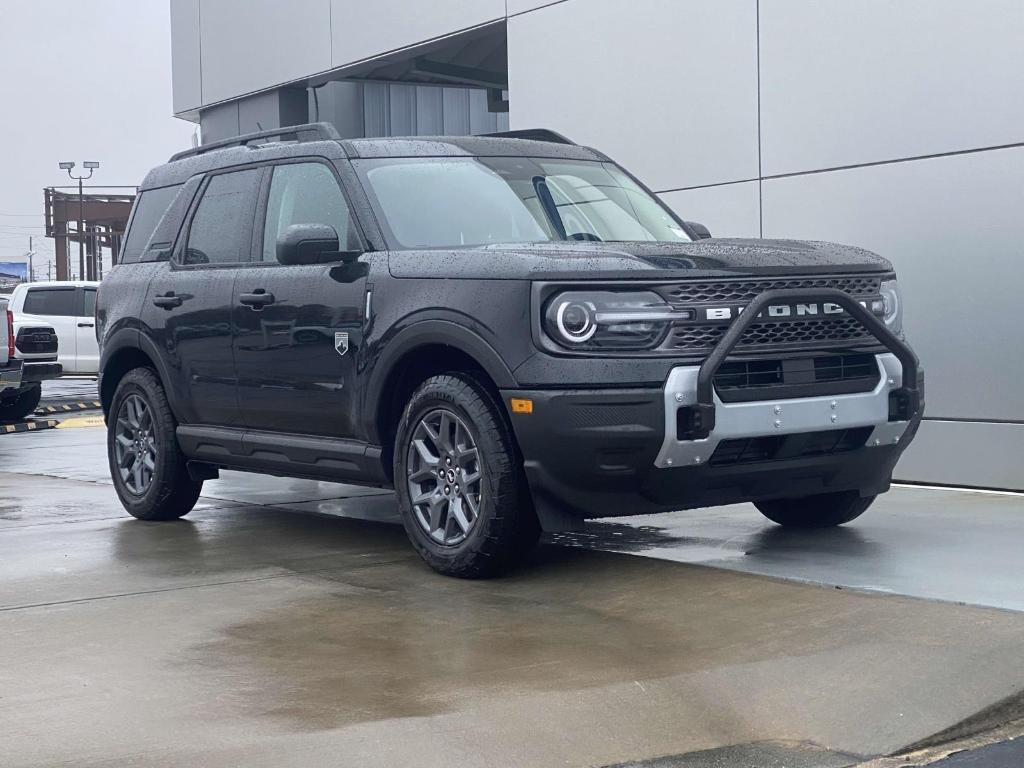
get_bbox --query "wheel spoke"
[462,492,480,519]
[412,438,439,468]
[450,497,471,534]
[438,411,455,453]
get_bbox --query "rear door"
[231,159,368,436]
[19,286,78,370]
[75,286,99,374]
[142,167,263,426]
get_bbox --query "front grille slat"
[661,276,882,306]
[714,353,880,402]
[658,275,886,353]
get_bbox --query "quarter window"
[262,163,358,262]
[120,184,183,264]
[184,169,261,265]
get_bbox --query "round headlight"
[555,300,597,343]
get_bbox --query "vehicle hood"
[387,239,893,281]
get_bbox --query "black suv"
[98,123,923,577]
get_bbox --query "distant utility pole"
[25,236,35,283]
[58,160,100,281]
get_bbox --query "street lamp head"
[58,161,75,170]
[83,161,100,170]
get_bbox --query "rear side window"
[183,169,261,265]
[120,184,184,264]
[22,288,77,317]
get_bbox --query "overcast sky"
[0,1,195,276]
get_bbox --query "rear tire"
[756,490,876,528]
[0,384,41,422]
[107,367,202,521]
[394,373,540,578]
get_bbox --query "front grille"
[659,275,882,306]
[15,327,58,355]
[709,427,872,467]
[669,316,876,352]
[714,353,880,401]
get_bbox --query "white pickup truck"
[1,296,63,421]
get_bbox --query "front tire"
[394,373,540,578]
[107,367,202,521]
[0,384,41,422]
[756,490,876,528]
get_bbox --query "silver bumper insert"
[655,353,910,468]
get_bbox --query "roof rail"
[168,122,342,162]
[481,129,576,145]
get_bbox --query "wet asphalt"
[1,421,1023,767]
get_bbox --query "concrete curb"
[2,419,60,434]
[35,400,102,414]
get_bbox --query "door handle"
[239,291,275,309]
[152,292,183,309]
[77,322,95,328]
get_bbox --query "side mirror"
[276,223,360,265]
[685,221,712,240]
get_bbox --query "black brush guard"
[680,288,922,440]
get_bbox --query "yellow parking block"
[56,415,107,429]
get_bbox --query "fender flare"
[99,327,179,417]
[362,319,516,443]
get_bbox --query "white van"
[8,281,99,375]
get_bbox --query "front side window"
[22,288,77,317]
[262,163,359,262]
[354,156,691,249]
[183,169,261,265]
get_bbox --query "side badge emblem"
[335,331,349,356]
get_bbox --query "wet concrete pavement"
[1,424,1023,767]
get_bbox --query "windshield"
[355,156,692,249]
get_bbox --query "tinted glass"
[184,169,261,265]
[120,184,183,264]
[356,157,691,249]
[81,288,97,317]
[262,163,358,262]
[22,288,77,317]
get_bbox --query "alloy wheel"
[406,408,483,546]
[113,394,157,495]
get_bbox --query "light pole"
[58,160,100,280]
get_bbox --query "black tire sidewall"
[395,383,497,560]
[107,369,190,518]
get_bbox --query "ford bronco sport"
[97,124,923,577]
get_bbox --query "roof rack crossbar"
[481,129,576,145]
[169,122,342,162]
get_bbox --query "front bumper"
[505,287,924,527]
[506,362,923,524]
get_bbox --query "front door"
[142,167,263,426]
[231,160,368,437]
[75,285,99,375]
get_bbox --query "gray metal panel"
[762,146,1024,424]
[199,0,332,105]
[330,0,504,68]
[442,88,471,135]
[416,86,444,135]
[660,182,761,239]
[468,88,498,135]
[314,81,364,138]
[896,420,1024,491]
[389,84,418,136]
[759,0,1024,176]
[508,0,759,192]
[170,0,202,114]
[199,101,240,144]
[363,83,390,137]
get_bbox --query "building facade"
[170,0,1024,490]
